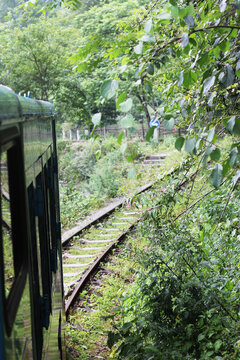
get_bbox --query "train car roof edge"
[0,85,56,123]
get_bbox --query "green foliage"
[67,0,240,185]
[0,10,90,124]
[58,138,126,227]
[108,176,240,359]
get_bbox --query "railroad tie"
[63,263,90,268]
[63,254,95,259]
[97,228,120,231]
[64,271,84,277]
[92,233,115,237]
[108,222,128,225]
[122,212,138,215]
[81,239,113,243]
[79,247,105,251]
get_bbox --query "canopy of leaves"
[70,0,240,185]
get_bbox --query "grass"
[65,233,148,360]
[58,135,185,230]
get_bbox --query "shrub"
[108,181,240,359]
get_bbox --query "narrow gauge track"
[62,181,154,316]
[62,156,192,316]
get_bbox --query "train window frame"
[0,126,28,336]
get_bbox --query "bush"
[109,181,240,359]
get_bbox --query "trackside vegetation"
[107,159,240,359]
[58,136,182,229]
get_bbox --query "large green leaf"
[117,131,124,145]
[185,137,196,153]
[175,136,185,151]
[120,98,133,112]
[147,62,154,75]
[219,65,235,87]
[230,147,238,167]
[100,79,118,100]
[211,164,223,188]
[183,15,195,28]
[120,114,135,128]
[181,33,189,48]
[226,116,235,133]
[203,76,215,96]
[207,127,215,142]
[95,149,101,160]
[171,5,178,18]
[100,79,118,99]
[116,92,127,110]
[163,118,175,130]
[92,112,101,126]
[134,42,143,55]
[146,127,154,142]
[210,148,221,161]
[144,18,152,33]
[183,70,192,89]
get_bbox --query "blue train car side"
[0,85,65,359]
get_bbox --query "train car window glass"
[47,156,58,272]
[1,152,15,296]
[36,169,52,329]
[0,130,28,335]
[27,183,43,359]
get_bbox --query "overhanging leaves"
[120,114,135,128]
[175,136,185,151]
[183,15,195,28]
[146,127,154,142]
[134,41,143,55]
[185,137,196,153]
[144,18,152,33]
[92,112,101,126]
[120,98,133,112]
[181,33,189,48]
[163,118,174,130]
[100,79,118,100]
[203,76,216,96]
[211,164,223,188]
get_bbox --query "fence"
[60,124,185,141]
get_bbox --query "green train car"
[0,85,65,359]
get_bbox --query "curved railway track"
[62,181,154,316]
[62,157,192,316]
[61,153,196,316]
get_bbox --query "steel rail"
[65,217,140,315]
[62,181,154,246]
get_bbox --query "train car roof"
[0,85,56,123]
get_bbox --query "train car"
[0,85,65,359]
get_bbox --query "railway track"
[62,181,154,316]
[60,150,197,318]
[62,157,192,316]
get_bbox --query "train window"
[36,169,52,316]
[47,156,58,273]
[0,128,28,335]
[1,153,15,296]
